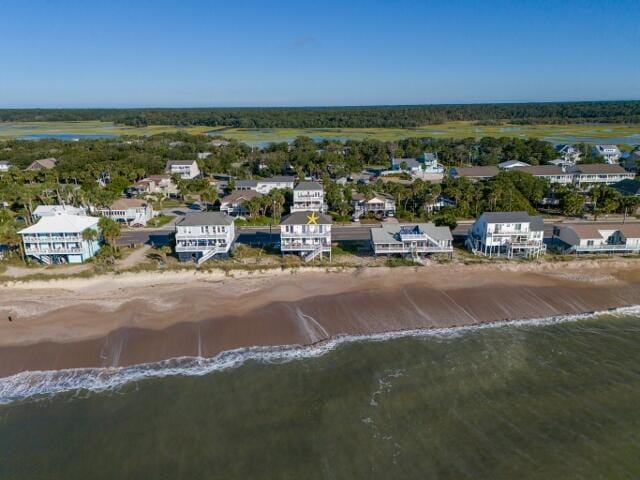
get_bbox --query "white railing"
[176,233,230,240]
[374,244,452,254]
[280,232,330,239]
[399,233,429,242]
[304,244,325,262]
[176,243,228,253]
[197,246,221,265]
[22,235,83,242]
[572,244,639,253]
[25,247,85,254]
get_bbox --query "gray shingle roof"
[280,211,332,225]
[480,211,544,231]
[177,212,233,227]
[295,181,323,191]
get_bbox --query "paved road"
[119,219,640,247]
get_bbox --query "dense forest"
[1,101,640,128]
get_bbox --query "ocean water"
[1,309,640,479]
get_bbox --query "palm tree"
[200,188,218,211]
[98,217,122,252]
[82,227,98,258]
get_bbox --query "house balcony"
[22,234,83,242]
[176,242,229,253]
[281,241,331,252]
[281,232,330,239]
[175,232,231,241]
[373,244,453,254]
[25,246,85,255]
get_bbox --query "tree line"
[2,101,640,127]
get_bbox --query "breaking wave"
[1,305,639,405]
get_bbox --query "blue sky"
[0,0,639,107]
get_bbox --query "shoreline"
[2,260,640,378]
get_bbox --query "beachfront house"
[98,199,154,227]
[593,145,622,164]
[291,181,327,213]
[174,212,235,264]
[236,176,295,194]
[26,158,57,171]
[370,223,453,261]
[0,161,11,173]
[18,213,101,264]
[279,211,332,262]
[33,204,87,219]
[219,190,262,217]
[556,144,582,164]
[552,223,640,254]
[351,192,396,220]
[165,160,200,180]
[449,166,499,181]
[466,211,546,258]
[128,175,178,197]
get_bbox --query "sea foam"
[1,305,639,405]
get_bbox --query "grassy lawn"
[1,121,639,146]
[146,214,175,228]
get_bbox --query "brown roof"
[514,165,568,176]
[110,198,149,209]
[27,158,57,170]
[221,189,262,204]
[574,164,628,174]
[452,166,499,177]
[560,223,640,240]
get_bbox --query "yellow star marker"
[307,212,319,225]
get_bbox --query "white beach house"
[556,144,582,164]
[98,198,154,227]
[467,211,546,258]
[552,223,640,254]
[236,176,295,194]
[370,223,453,261]
[175,212,235,264]
[280,211,332,262]
[165,160,201,179]
[593,145,622,164]
[291,181,327,213]
[19,213,101,264]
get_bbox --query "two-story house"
[165,160,201,179]
[19,213,101,264]
[236,176,295,194]
[99,199,155,227]
[556,144,582,164]
[467,211,546,258]
[571,164,635,189]
[351,192,396,220]
[280,211,332,262]
[175,212,235,264]
[370,223,453,261]
[128,175,178,197]
[219,190,262,217]
[593,145,622,164]
[291,182,326,213]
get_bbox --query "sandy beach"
[1,260,640,377]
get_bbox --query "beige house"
[552,223,640,254]
[99,199,155,227]
[26,158,57,171]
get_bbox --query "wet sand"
[1,261,640,377]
